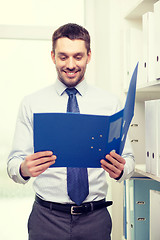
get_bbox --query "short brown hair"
[52,23,91,54]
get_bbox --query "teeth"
[67,72,75,75]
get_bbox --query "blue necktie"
[65,88,89,205]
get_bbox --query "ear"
[51,51,56,64]
[87,50,91,64]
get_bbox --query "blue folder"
[129,179,160,240]
[34,63,138,168]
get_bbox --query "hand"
[100,151,126,179]
[20,151,56,178]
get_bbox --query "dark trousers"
[28,201,112,240]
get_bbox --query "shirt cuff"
[115,170,124,180]
[7,157,30,184]
[19,166,30,181]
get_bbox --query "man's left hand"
[100,151,126,179]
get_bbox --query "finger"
[29,151,54,161]
[34,155,57,166]
[26,155,56,170]
[101,165,120,178]
[100,159,111,168]
[101,159,117,171]
[105,154,125,172]
[29,159,56,177]
[104,155,120,169]
[101,160,122,179]
[109,151,126,164]
[101,158,123,174]
[35,160,55,172]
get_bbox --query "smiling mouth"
[64,70,80,78]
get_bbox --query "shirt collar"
[54,79,88,96]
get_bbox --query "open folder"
[34,63,138,168]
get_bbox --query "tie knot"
[65,88,78,96]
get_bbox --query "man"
[7,23,134,240]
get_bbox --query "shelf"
[132,165,160,182]
[125,81,160,101]
[124,0,158,19]
[136,81,160,101]
[137,80,160,90]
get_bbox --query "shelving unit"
[123,1,160,239]
[123,0,160,181]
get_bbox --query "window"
[0,1,84,239]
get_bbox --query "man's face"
[51,37,91,87]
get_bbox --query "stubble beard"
[57,67,86,88]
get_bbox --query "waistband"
[35,196,113,215]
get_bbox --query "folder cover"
[128,179,160,240]
[150,190,160,240]
[34,63,138,168]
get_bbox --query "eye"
[75,55,82,61]
[60,56,67,61]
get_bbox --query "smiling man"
[7,23,134,240]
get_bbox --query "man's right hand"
[20,151,56,178]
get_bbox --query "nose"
[66,57,76,70]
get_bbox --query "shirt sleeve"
[7,97,33,184]
[112,97,135,182]
[116,135,135,182]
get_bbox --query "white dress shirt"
[7,79,134,203]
